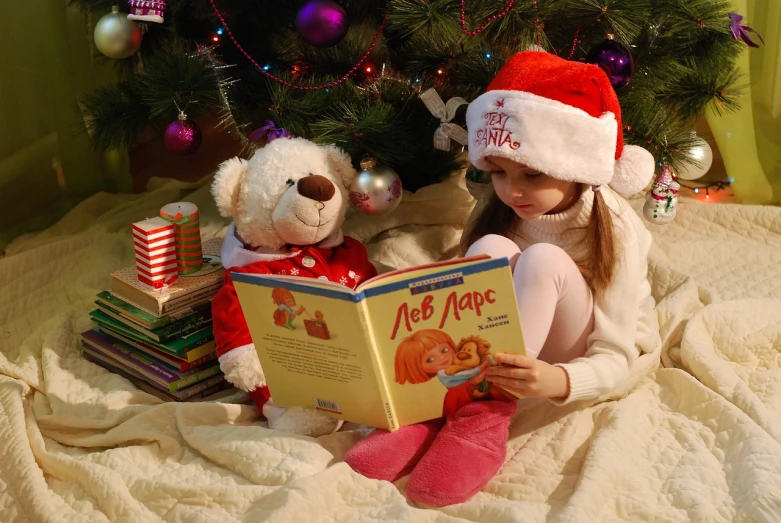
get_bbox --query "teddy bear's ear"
[322,144,356,190]
[212,157,248,218]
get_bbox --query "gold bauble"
[94,6,142,59]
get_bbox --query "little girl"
[344,50,661,507]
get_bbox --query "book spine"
[108,286,166,317]
[357,298,399,432]
[161,282,222,314]
[182,340,216,363]
[170,327,214,352]
[153,315,213,343]
[176,373,226,399]
[104,325,215,372]
[169,364,222,392]
[83,335,179,385]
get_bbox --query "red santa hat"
[466,50,655,195]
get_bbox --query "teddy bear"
[210,136,377,437]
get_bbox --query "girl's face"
[486,156,581,219]
[421,343,454,374]
[283,295,296,307]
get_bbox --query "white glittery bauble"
[348,158,403,216]
[94,7,142,59]
[676,135,713,180]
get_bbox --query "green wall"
[0,1,132,252]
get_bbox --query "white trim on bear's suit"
[221,224,346,269]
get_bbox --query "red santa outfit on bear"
[212,223,377,413]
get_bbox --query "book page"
[233,274,392,429]
[357,255,491,290]
[364,257,526,427]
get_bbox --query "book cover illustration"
[233,256,525,431]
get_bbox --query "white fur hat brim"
[466,90,654,195]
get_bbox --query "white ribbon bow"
[419,88,469,151]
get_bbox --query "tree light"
[437,68,444,75]
[365,66,373,73]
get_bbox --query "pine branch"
[78,82,150,151]
[310,101,418,166]
[138,44,223,119]
[387,0,462,40]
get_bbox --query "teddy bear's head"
[212,137,356,249]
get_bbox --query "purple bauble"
[164,116,202,155]
[295,0,349,47]
[585,39,634,89]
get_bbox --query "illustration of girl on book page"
[271,288,306,330]
[394,329,514,417]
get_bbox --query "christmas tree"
[72,0,747,192]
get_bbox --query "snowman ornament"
[643,166,680,224]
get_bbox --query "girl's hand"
[485,353,570,399]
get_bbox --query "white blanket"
[2,174,781,522]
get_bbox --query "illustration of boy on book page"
[394,329,514,417]
[271,288,306,329]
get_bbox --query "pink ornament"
[128,0,166,23]
[295,0,349,47]
[656,165,674,186]
[165,113,202,155]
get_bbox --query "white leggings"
[466,235,594,364]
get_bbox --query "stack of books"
[81,238,237,402]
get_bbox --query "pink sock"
[343,418,445,483]
[406,400,516,506]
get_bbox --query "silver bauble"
[349,158,403,216]
[94,6,143,59]
[676,133,713,180]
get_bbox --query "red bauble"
[165,114,202,155]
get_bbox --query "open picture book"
[232,255,526,431]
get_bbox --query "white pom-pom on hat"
[609,144,656,196]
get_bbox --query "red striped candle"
[160,202,203,275]
[131,217,178,288]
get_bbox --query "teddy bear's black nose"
[297,174,336,202]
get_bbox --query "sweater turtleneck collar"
[518,186,594,242]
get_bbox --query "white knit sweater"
[511,186,659,404]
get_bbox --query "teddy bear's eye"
[286,179,295,187]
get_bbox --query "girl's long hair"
[460,187,618,294]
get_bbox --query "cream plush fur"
[211,137,358,437]
[212,137,356,248]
